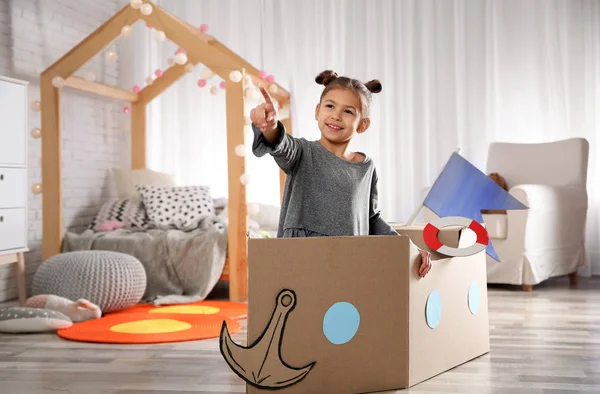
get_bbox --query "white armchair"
[422,138,589,291]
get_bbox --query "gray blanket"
[63,218,228,306]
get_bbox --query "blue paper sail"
[423,152,528,261]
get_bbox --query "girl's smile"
[326,122,343,132]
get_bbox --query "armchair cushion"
[509,184,587,213]
[507,184,587,253]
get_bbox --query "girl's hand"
[250,87,278,133]
[418,249,432,278]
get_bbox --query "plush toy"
[25,295,102,323]
[94,220,126,232]
[489,172,508,191]
[482,172,508,214]
[0,307,72,333]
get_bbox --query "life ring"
[423,216,489,257]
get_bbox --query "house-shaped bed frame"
[40,0,292,302]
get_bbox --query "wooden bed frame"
[39,0,292,302]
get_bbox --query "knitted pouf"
[32,251,147,313]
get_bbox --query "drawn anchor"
[219,289,316,389]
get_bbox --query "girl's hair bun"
[365,79,382,94]
[315,70,339,86]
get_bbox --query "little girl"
[251,70,432,278]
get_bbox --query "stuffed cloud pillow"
[0,307,72,333]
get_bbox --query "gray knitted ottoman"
[32,251,147,313]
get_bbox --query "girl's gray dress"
[252,122,398,238]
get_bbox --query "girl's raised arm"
[251,88,302,173]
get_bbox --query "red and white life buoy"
[423,216,489,257]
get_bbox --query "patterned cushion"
[89,199,150,230]
[136,185,215,231]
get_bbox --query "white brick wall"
[0,0,130,301]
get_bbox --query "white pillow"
[112,168,175,200]
[136,185,216,230]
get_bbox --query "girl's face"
[315,88,370,143]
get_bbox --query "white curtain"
[121,0,600,275]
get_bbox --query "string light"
[234,144,246,157]
[31,184,42,194]
[105,51,118,62]
[113,23,285,110]
[174,52,188,65]
[30,128,41,139]
[121,25,132,37]
[201,68,214,79]
[229,70,242,83]
[154,30,166,42]
[245,88,262,101]
[140,3,153,15]
[30,101,41,112]
[52,76,65,88]
[130,0,142,9]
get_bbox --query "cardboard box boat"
[243,224,490,393]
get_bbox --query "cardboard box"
[243,225,490,393]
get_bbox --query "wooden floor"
[0,277,598,394]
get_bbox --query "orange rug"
[109,300,248,321]
[57,312,241,344]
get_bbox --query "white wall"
[0,0,129,301]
